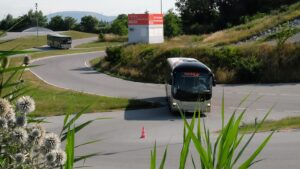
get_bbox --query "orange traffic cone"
[140,126,146,139]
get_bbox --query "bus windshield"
[173,71,212,101]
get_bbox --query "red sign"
[183,72,200,77]
[128,14,163,25]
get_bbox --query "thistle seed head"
[15,153,26,164]
[7,118,16,128]
[0,117,7,129]
[45,151,57,163]
[40,145,51,155]
[54,149,66,166]
[5,107,15,120]
[16,115,27,127]
[16,96,35,114]
[43,133,60,150]
[0,98,11,117]
[12,128,28,144]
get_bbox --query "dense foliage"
[48,16,77,31]
[78,16,100,33]
[110,14,128,36]
[48,16,65,31]
[100,43,300,84]
[164,10,182,38]
[0,10,47,32]
[176,0,299,34]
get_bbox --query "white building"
[128,13,164,44]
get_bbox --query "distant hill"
[47,11,116,22]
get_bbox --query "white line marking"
[29,69,116,98]
[31,51,105,63]
[283,110,300,113]
[229,107,247,110]
[256,109,268,111]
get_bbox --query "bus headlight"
[207,103,211,107]
[172,102,178,107]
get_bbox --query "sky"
[0,0,176,19]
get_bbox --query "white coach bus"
[47,34,72,49]
[165,57,216,114]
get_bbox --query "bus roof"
[167,57,211,72]
[47,33,71,38]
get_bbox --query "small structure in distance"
[128,13,164,44]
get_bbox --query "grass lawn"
[0,30,5,37]
[239,116,300,133]
[89,57,101,66]
[7,57,159,117]
[0,36,47,51]
[75,41,123,48]
[61,30,97,39]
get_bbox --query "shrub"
[98,33,127,42]
[105,46,123,64]
[99,43,300,84]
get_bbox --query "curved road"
[31,51,300,119]
[31,51,165,102]
[31,51,300,169]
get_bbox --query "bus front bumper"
[170,99,211,113]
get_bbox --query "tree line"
[0,0,298,38]
[172,0,298,35]
[0,10,128,36]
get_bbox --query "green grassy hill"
[93,2,300,84]
[163,2,300,48]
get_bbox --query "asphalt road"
[71,37,98,48]
[30,51,300,169]
[43,108,300,169]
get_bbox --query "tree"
[12,10,47,31]
[48,16,65,31]
[64,17,77,30]
[80,16,99,33]
[110,14,128,36]
[164,9,182,38]
[0,14,15,30]
[175,0,219,34]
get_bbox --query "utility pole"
[160,0,163,14]
[35,3,39,37]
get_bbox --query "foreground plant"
[0,96,66,169]
[151,93,274,169]
[0,50,101,169]
[0,22,101,169]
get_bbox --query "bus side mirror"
[212,74,216,87]
[168,73,173,85]
[213,79,216,87]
